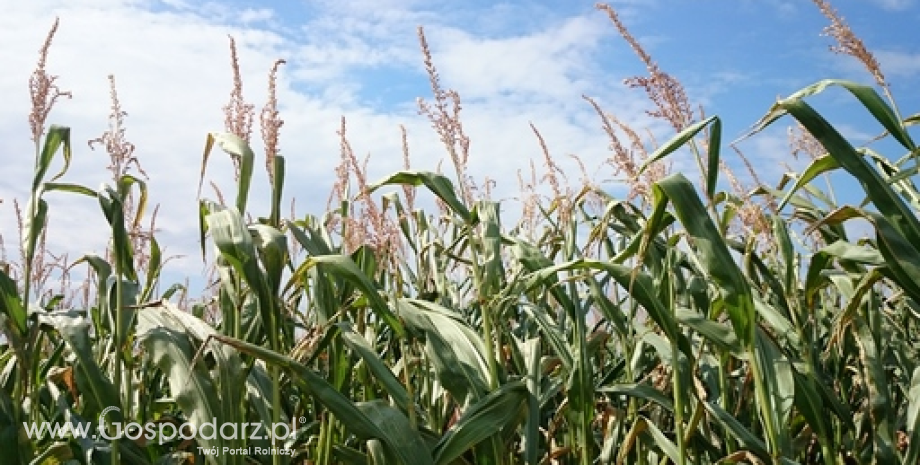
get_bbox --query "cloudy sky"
[1,0,918,296]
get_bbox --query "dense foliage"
[3,3,920,465]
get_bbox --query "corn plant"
[3,2,920,464]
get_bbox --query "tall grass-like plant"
[2,2,920,464]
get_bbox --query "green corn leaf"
[0,269,27,339]
[97,184,137,282]
[397,299,490,405]
[638,116,717,178]
[357,401,431,464]
[368,171,472,223]
[334,323,411,413]
[137,304,242,463]
[748,79,914,152]
[758,98,920,247]
[269,155,285,227]
[653,173,755,345]
[201,132,255,214]
[296,255,405,338]
[32,125,72,192]
[432,381,529,465]
[754,328,795,456]
[674,308,742,356]
[36,311,121,420]
[207,333,432,465]
[21,197,48,276]
[701,401,770,460]
[473,201,504,297]
[599,383,674,411]
[904,367,920,464]
[855,316,897,463]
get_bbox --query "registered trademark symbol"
[299,416,306,424]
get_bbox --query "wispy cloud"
[429,15,609,102]
[824,47,920,83]
[877,50,920,78]
[869,0,915,11]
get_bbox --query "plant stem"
[672,336,687,465]
[113,253,124,465]
[750,343,781,465]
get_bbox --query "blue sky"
[1,0,917,296]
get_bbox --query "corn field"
[2,2,920,465]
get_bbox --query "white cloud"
[877,50,920,78]
[749,0,798,17]
[870,0,915,11]
[428,15,610,102]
